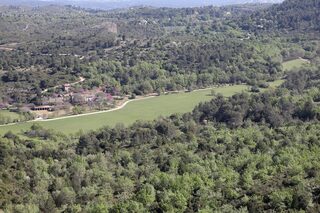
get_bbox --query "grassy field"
[268,79,284,88]
[0,85,249,135]
[282,58,309,71]
[0,110,21,120]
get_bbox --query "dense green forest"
[1,67,320,212]
[0,0,320,212]
[0,0,319,105]
[239,0,320,32]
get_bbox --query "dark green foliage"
[1,115,320,212]
[0,2,290,105]
[1,69,320,211]
[239,0,320,32]
[0,1,320,211]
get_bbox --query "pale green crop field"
[282,58,309,71]
[0,110,20,119]
[0,85,248,135]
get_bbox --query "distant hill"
[240,0,320,32]
[0,0,284,9]
[267,0,320,31]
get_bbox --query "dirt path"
[70,77,85,86]
[0,86,218,126]
[299,57,311,63]
[36,86,217,122]
[0,84,242,127]
[0,42,19,51]
[0,122,19,127]
[0,47,13,51]
[0,96,157,127]
[41,76,85,94]
[38,96,157,122]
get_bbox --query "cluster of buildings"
[32,83,119,112]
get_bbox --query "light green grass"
[282,58,309,71]
[0,85,248,135]
[269,79,285,88]
[0,110,20,119]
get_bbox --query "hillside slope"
[240,0,320,32]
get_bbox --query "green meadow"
[0,85,248,135]
[0,110,20,120]
[282,58,310,71]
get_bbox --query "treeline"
[106,4,259,28]
[81,37,282,95]
[193,92,316,129]
[193,69,320,128]
[239,0,320,32]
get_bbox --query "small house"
[32,105,54,111]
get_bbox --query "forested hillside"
[0,0,320,212]
[1,67,320,212]
[0,4,278,105]
[240,0,320,32]
[1,1,319,106]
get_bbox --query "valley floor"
[0,84,249,135]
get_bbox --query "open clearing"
[0,85,248,135]
[282,58,310,71]
[267,79,284,89]
[0,110,20,120]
